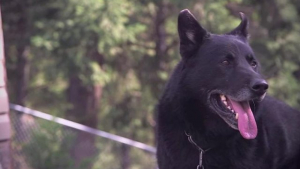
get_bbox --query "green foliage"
[22,120,77,169]
[92,140,156,169]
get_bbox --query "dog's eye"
[222,54,234,66]
[222,60,229,65]
[250,61,257,68]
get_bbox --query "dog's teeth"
[235,113,239,119]
[223,100,228,106]
[220,95,226,101]
[231,109,234,113]
[227,106,231,110]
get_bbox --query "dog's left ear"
[227,12,249,40]
[178,9,209,59]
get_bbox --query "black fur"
[156,9,300,169]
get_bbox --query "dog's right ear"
[178,9,208,59]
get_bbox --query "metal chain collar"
[185,131,212,169]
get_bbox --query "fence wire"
[10,105,157,169]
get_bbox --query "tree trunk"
[155,2,168,65]
[67,76,101,127]
[2,0,30,106]
[67,36,104,167]
[67,75,102,167]
[15,45,29,106]
[152,1,170,146]
[120,144,130,169]
[151,1,169,99]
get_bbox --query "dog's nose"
[251,80,268,95]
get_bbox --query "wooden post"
[0,7,12,169]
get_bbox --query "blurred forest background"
[2,0,300,168]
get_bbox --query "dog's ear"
[178,9,208,58]
[227,12,249,39]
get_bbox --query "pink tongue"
[229,99,257,139]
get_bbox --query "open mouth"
[210,94,258,139]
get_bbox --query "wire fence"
[9,104,157,169]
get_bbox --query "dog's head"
[178,9,268,139]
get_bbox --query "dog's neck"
[184,121,236,151]
[180,100,240,150]
[182,101,261,152]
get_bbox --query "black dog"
[156,9,300,169]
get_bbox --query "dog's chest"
[195,143,266,169]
